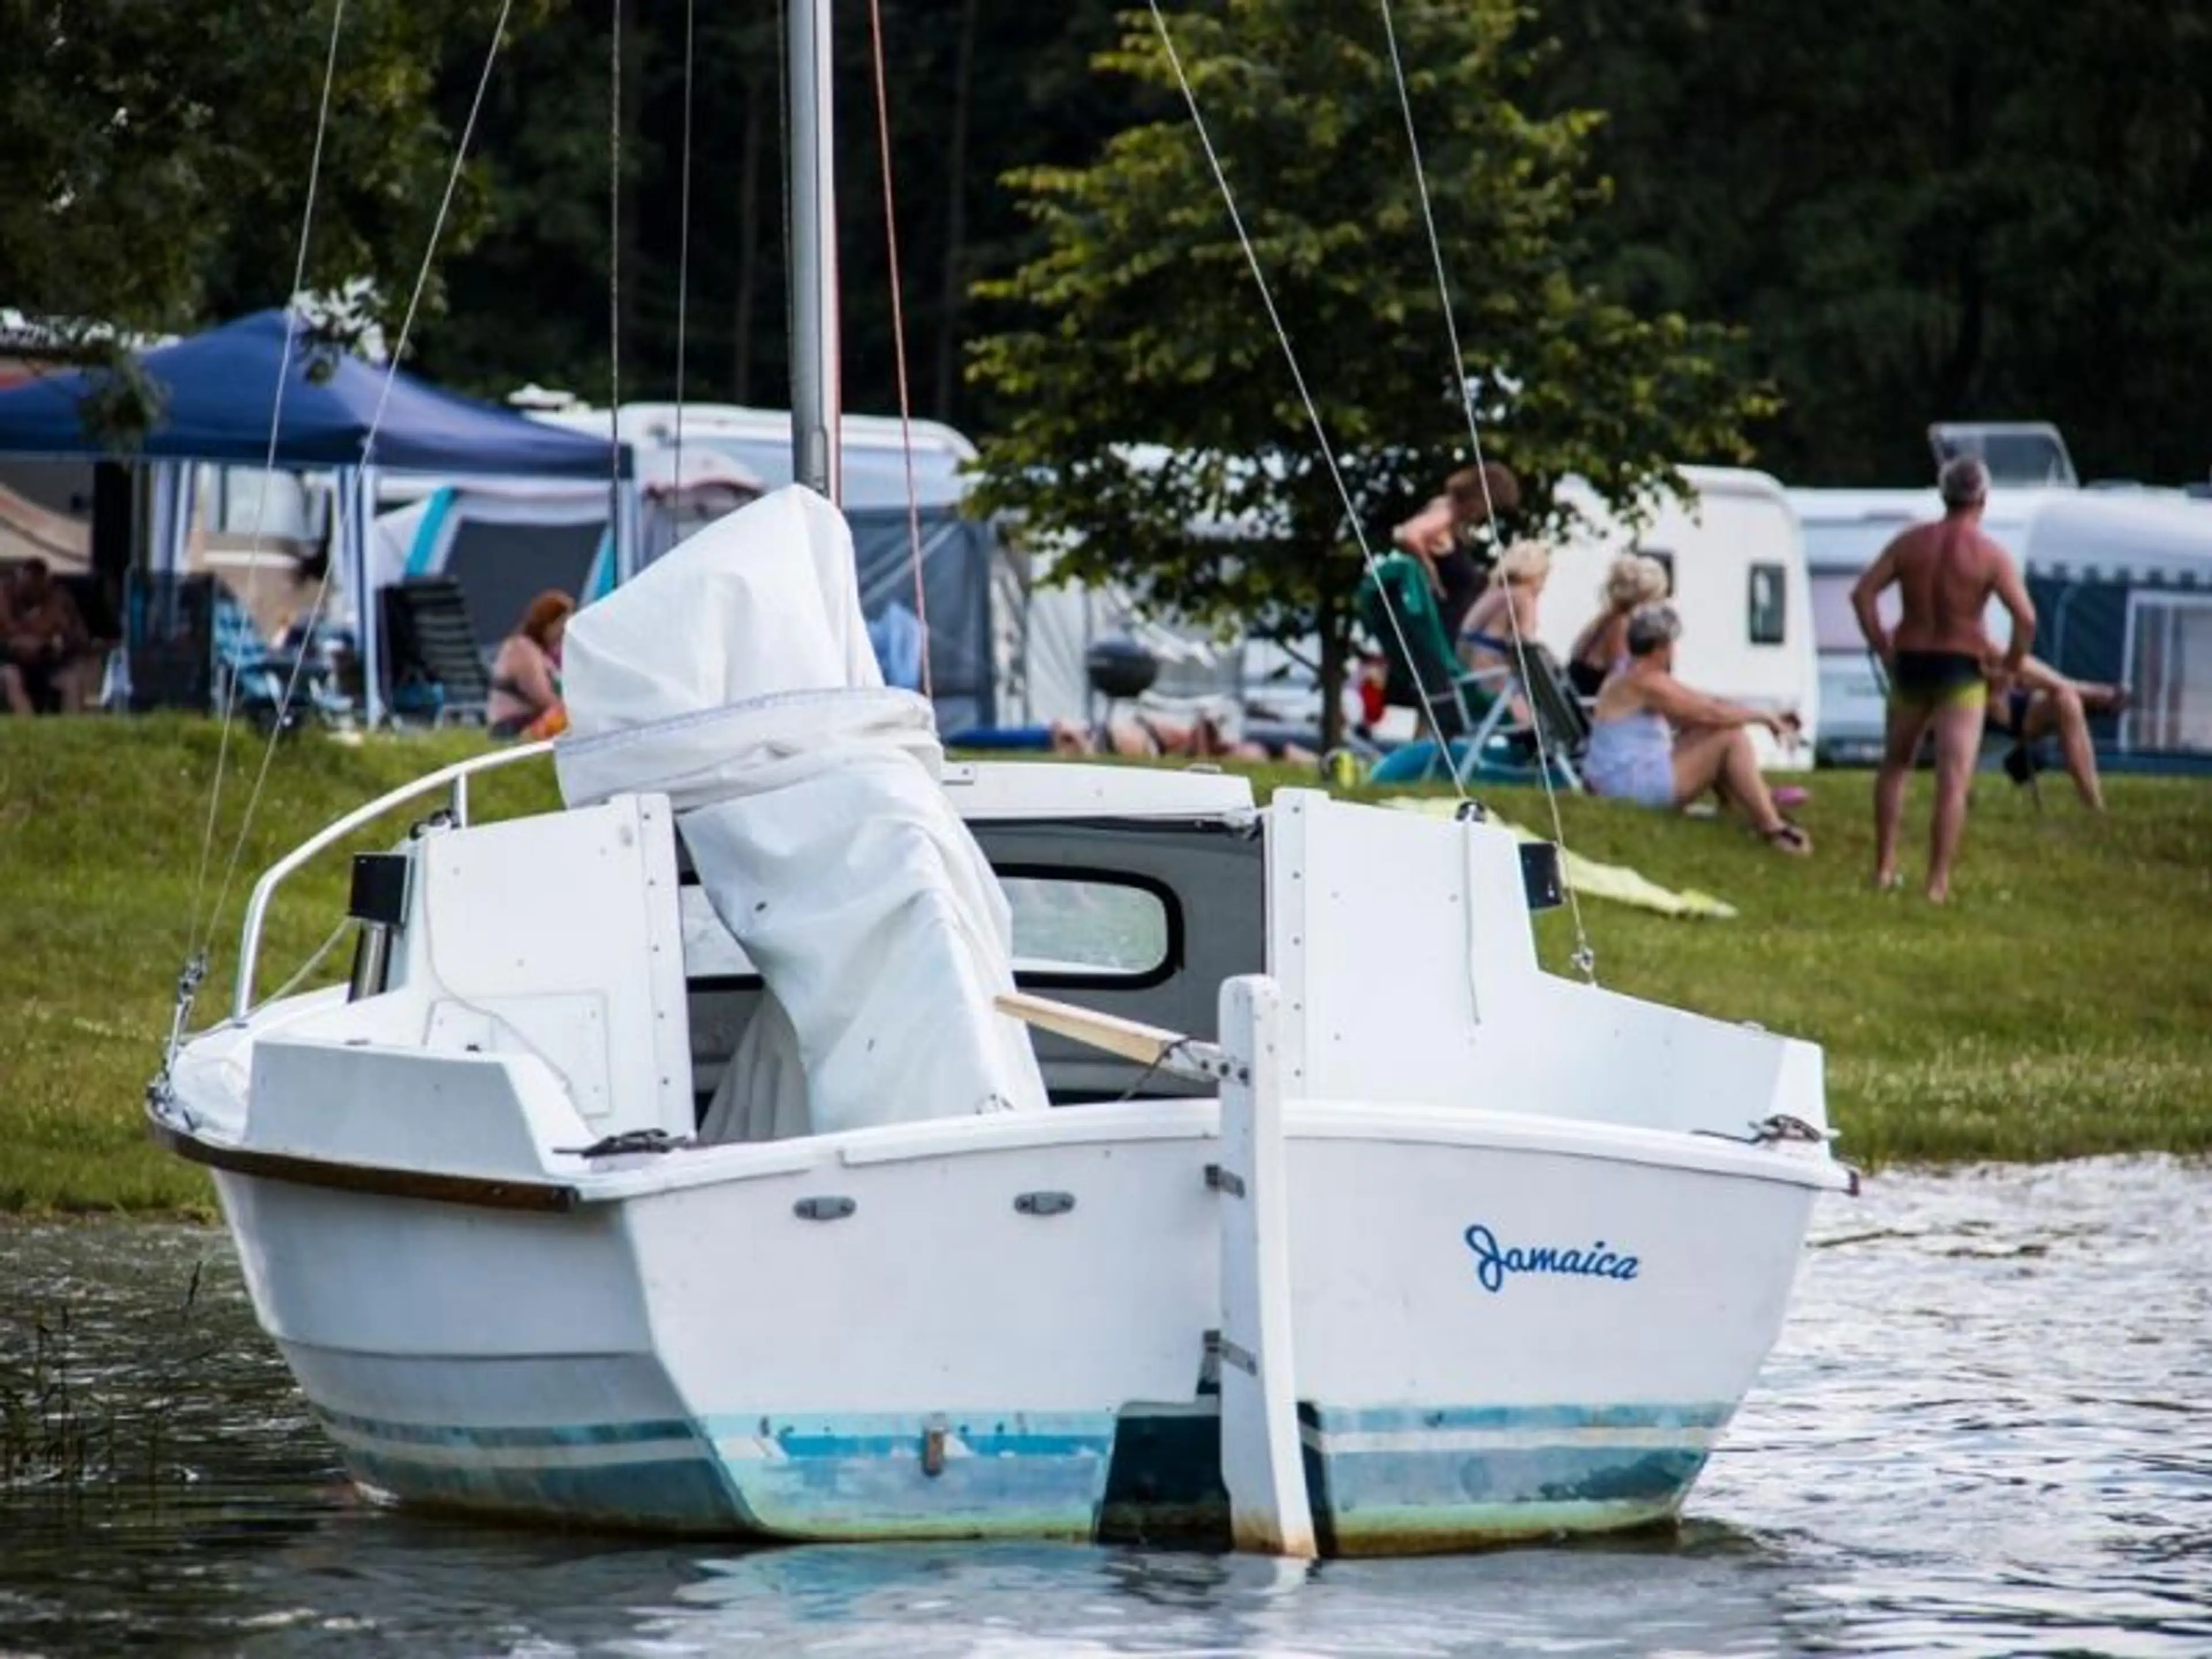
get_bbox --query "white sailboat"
[148,0,1854,1555]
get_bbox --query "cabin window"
[1000,871,1177,984]
[2125,593,2212,752]
[680,887,756,983]
[1748,562,1787,645]
[677,873,1180,988]
[1637,547,1676,594]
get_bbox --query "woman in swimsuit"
[1585,604,1810,853]
[487,590,573,740]
[1457,537,1551,689]
[1566,553,1670,699]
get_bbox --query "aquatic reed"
[0,1259,213,1495]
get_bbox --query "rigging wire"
[263,919,354,1006]
[672,0,695,494]
[183,0,350,969]
[774,0,794,456]
[865,0,934,703]
[1142,1,1464,800]
[609,0,624,549]
[199,0,519,974]
[1376,0,1595,979]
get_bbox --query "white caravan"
[527,396,979,513]
[1540,466,1820,769]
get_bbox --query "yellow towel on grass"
[1381,796,1738,920]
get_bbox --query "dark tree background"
[6,0,2210,484]
[1536,0,2212,484]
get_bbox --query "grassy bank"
[1,717,2207,1214]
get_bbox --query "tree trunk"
[1316,585,1347,753]
[933,0,982,421]
[733,62,765,402]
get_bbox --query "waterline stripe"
[1302,1424,1717,1455]
[1305,1402,1735,1434]
[320,1422,703,1472]
[310,1405,695,1450]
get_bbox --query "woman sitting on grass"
[487,590,573,741]
[1585,604,1811,854]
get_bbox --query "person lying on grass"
[1049,710,1315,765]
[1584,603,1811,855]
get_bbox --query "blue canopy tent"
[0,309,634,725]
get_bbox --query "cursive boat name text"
[1463,1223,1639,1293]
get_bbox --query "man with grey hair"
[1849,454,2037,900]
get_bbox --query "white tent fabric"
[149,461,198,580]
[554,484,1047,1140]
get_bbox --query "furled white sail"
[554,484,1046,1137]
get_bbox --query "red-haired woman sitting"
[487,590,573,740]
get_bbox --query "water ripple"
[2,1157,2207,1656]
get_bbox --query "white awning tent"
[1011,560,1248,729]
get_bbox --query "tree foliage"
[5,0,2206,493]
[0,0,550,349]
[965,0,1772,738]
[1539,0,2212,484]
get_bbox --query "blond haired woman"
[1456,539,1551,680]
[1567,552,1669,698]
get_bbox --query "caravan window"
[1001,870,1176,984]
[2126,593,2212,752]
[1748,563,1787,645]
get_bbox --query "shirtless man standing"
[1850,456,2037,901]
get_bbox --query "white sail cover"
[554,485,1046,1138]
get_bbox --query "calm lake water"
[3,1157,2207,1657]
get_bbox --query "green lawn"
[1,716,2206,1214]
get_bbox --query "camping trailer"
[527,397,979,513]
[1541,466,1820,770]
[522,400,1007,733]
[1929,421,2079,489]
[2020,492,2212,764]
[1793,487,2212,769]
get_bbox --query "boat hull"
[209,1101,1823,1551]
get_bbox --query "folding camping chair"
[1512,641,1593,791]
[210,589,352,733]
[380,575,493,726]
[1354,553,1515,781]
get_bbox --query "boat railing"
[232,740,556,1019]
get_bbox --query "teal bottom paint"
[310,1400,1730,1550]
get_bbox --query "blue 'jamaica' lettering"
[1463,1222,1639,1293]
